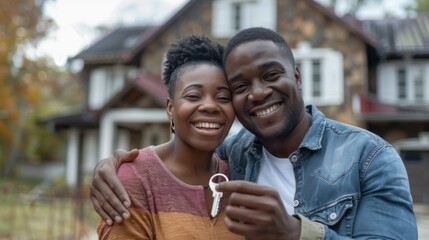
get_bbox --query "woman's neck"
[154,140,217,186]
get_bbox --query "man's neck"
[261,112,312,158]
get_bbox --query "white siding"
[88,69,106,109]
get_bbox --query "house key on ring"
[209,173,229,217]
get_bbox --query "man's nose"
[248,81,271,102]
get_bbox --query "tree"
[0,0,82,176]
[322,0,383,16]
[414,0,429,13]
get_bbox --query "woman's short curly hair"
[163,35,224,98]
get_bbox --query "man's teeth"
[194,122,221,129]
[255,104,280,117]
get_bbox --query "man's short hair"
[223,27,295,67]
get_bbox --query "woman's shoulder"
[117,146,162,180]
[214,153,231,177]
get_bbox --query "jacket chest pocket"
[307,197,354,226]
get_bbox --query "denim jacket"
[217,105,417,239]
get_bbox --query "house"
[42,0,429,202]
[356,15,429,203]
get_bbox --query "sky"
[37,0,188,66]
[37,0,414,67]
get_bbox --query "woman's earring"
[170,119,175,134]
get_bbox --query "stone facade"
[140,0,369,127]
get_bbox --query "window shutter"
[212,0,233,38]
[249,0,276,30]
[377,64,396,103]
[322,51,344,105]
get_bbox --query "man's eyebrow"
[259,60,283,70]
[228,73,243,83]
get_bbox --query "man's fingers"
[92,174,130,220]
[227,192,282,212]
[114,149,139,165]
[90,186,123,224]
[225,204,273,225]
[224,215,263,237]
[217,180,278,197]
[102,170,131,208]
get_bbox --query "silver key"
[209,173,229,217]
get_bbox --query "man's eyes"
[263,71,284,81]
[231,83,248,94]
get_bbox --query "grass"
[0,178,99,240]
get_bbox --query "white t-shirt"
[257,147,296,214]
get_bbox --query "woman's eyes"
[217,94,232,103]
[184,94,201,101]
[183,93,231,102]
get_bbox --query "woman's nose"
[198,98,220,113]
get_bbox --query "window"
[212,0,277,38]
[414,68,424,101]
[397,68,406,100]
[312,60,322,98]
[232,2,242,31]
[293,42,344,106]
[378,62,428,105]
[88,66,127,109]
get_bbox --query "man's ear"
[295,65,302,87]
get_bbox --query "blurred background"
[0,0,428,239]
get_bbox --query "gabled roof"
[39,111,99,131]
[96,73,167,115]
[40,73,167,131]
[304,0,379,48]
[360,15,429,56]
[73,25,159,63]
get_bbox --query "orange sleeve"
[97,207,154,240]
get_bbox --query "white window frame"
[293,42,344,106]
[377,61,429,105]
[212,0,277,38]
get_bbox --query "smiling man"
[90,27,418,239]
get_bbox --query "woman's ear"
[166,97,173,118]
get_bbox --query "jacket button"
[329,212,337,220]
[293,200,300,207]
[290,155,298,163]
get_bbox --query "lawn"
[0,178,99,240]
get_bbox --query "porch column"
[66,128,79,186]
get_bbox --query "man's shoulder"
[323,117,390,148]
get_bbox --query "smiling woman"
[96,35,240,240]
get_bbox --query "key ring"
[209,173,229,192]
